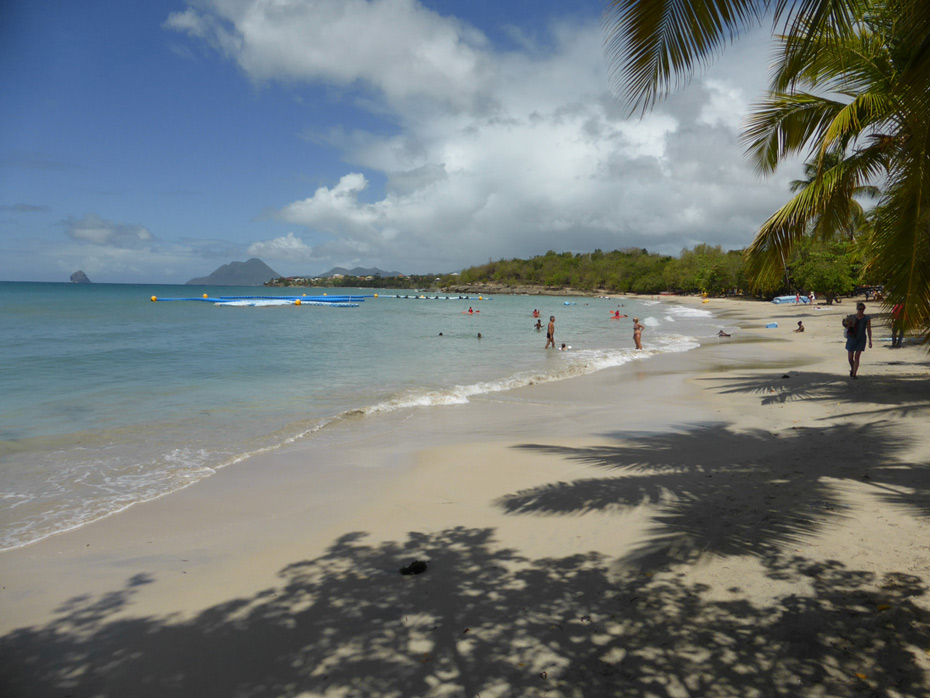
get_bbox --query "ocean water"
[0,282,725,551]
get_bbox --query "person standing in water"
[545,316,556,349]
[844,302,872,378]
[632,317,645,350]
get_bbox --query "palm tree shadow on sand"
[2,529,929,698]
[705,370,930,416]
[499,420,930,569]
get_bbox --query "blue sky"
[1,0,799,284]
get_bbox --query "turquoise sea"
[0,282,726,551]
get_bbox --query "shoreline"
[0,295,701,555]
[2,296,929,696]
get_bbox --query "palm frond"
[746,141,884,288]
[744,178,825,288]
[743,91,847,174]
[772,0,871,88]
[893,0,930,128]
[816,90,895,155]
[862,131,930,341]
[603,0,764,114]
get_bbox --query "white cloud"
[247,232,314,261]
[65,213,154,249]
[698,79,750,131]
[164,7,211,38]
[166,0,491,111]
[168,2,798,272]
[279,174,383,238]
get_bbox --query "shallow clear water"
[0,281,725,550]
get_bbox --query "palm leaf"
[863,133,930,342]
[603,0,764,113]
[744,143,882,288]
[743,91,848,174]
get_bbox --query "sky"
[0,0,803,284]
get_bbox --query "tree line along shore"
[266,242,860,300]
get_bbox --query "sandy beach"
[2,296,929,697]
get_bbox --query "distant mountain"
[70,270,91,284]
[317,266,404,278]
[186,258,280,286]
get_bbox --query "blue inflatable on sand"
[765,322,778,328]
[771,295,810,304]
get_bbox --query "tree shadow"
[708,371,930,415]
[499,421,930,568]
[2,529,929,697]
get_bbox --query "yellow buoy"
[374,293,378,298]
[151,296,157,302]
[203,293,208,298]
[479,296,483,300]
[323,292,328,296]
[295,299,301,305]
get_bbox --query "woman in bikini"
[632,317,645,350]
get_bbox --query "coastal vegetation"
[267,274,444,290]
[451,242,858,298]
[453,246,742,295]
[604,0,930,339]
[269,242,859,299]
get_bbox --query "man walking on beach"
[545,316,556,349]
[844,302,872,378]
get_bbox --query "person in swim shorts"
[545,316,555,349]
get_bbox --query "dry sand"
[2,296,929,697]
